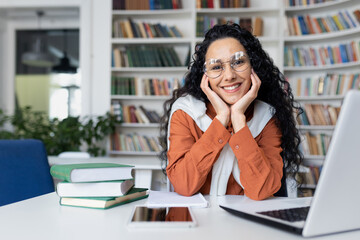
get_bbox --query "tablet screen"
[128,206,196,228]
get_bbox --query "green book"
[50,163,134,183]
[56,179,134,197]
[59,188,148,209]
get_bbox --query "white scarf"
[167,95,275,195]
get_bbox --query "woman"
[159,23,303,200]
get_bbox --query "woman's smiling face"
[204,37,252,105]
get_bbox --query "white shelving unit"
[108,0,360,192]
[109,0,281,160]
[283,0,360,196]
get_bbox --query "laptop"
[219,90,360,237]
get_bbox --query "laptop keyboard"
[257,206,310,222]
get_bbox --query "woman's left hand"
[231,69,261,132]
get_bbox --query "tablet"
[127,206,197,228]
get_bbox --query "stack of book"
[50,163,148,209]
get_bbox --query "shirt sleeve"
[229,117,283,200]
[166,110,231,196]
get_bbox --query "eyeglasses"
[203,51,250,79]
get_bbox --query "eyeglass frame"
[203,51,251,79]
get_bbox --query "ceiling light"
[51,30,77,74]
[21,11,54,68]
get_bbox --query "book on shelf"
[50,163,134,183]
[111,76,137,95]
[285,9,360,36]
[253,17,263,37]
[353,9,360,24]
[113,0,182,10]
[59,187,148,209]
[111,132,161,152]
[296,165,322,188]
[117,104,160,124]
[113,18,183,39]
[111,100,123,122]
[196,16,263,37]
[297,103,340,126]
[196,0,250,9]
[112,46,185,68]
[300,132,331,156]
[285,0,336,7]
[56,179,134,197]
[284,41,360,67]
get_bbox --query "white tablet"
[127,206,197,228]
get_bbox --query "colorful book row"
[113,18,183,38]
[300,132,331,156]
[113,103,160,124]
[297,166,322,188]
[111,76,182,96]
[113,0,183,10]
[284,41,359,67]
[289,73,360,97]
[196,0,250,8]
[286,10,360,36]
[196,16,263,37]
[296,103,340,126]
[112,46,184,68]
[111,132,161,152]
[142,78,180,96]
[285,0,335,7]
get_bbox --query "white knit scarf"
[167,95,274,196]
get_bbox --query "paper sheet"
[146,191,209,208]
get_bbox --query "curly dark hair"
[159,23,303,187]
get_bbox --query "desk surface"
[1,193,359,240]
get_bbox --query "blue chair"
[0,139,54,206]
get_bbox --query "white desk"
[1,193,359,240]
[48,156,162,190]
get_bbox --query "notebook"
[219,90,360,237]
[146,191,209,208]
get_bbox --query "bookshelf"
[108,0,282,190]
[108,0,360,193]
[282,0,360,197]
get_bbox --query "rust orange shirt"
[166,102,283,200]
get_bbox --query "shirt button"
[218,139,223,144]
[235,145,239,150]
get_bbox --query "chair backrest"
[0,139,54,206]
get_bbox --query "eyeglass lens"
[204,51,249,78]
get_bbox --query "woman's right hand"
[200,74,230,127]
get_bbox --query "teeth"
[223,84,240,90]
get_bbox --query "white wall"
[90,0,111,116]
[0,16,5,112]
